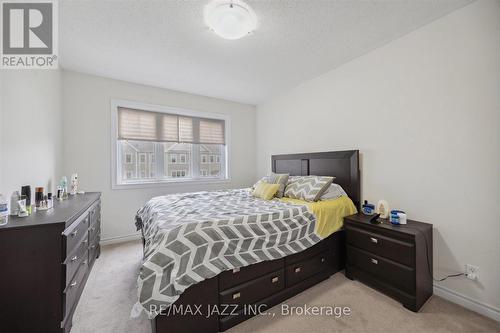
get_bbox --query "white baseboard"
[434,284,500,322]
[100,233,142,246]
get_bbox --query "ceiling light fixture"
[204,0,257,40]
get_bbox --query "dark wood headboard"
[272,150,360,209]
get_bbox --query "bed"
[135,150,360,333]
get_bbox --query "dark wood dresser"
[0,192,101,333]
[344,213,433,312]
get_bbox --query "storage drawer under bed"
[286,250,331,286]
[219,258,284,290]
[219,269,285,311]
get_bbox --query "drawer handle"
[71,256,78,262]
[232,292,241,300]
[91,227,96,231]
[70,230,78,237]
[70,281,77,288]
[321,257,325,263]
[370,258,378,265]
[370,237,378,244]
[294,267,301,273]
[232,267,240,274]
[271,276,279,283]
[91,245,96,249]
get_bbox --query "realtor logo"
[1,0,58,69]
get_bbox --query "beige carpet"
[72,241,500,333]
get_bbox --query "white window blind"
[117,107,225,144]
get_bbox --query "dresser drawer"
[89,234,100,265]
[63,258,89,320]
[63,236,89,284]
[347,245,415,295]
[346,226,414,267]
[219,258,284,290]
[89,218,100,242]
[219,269,284,311]
[90,202,101,226]
[63,213,90,257]
[286,250,330,286]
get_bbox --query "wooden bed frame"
[150,150,360,333]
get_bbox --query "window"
[112,100,229,187]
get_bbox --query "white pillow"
[320,183,347,200]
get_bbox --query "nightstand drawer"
[347,245,415,295]
[346,226,414,267]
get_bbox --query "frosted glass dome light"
[204,0,257,40]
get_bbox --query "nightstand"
[344,213,433,312]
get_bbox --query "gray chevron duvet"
[132,188,322,318]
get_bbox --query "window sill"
[112,177,231,190]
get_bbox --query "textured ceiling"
[60,0,473,105]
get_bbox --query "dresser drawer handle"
[370,258,378,265]
[294,267,301,273]
[370,237,378,244]
[91,227,96,231]
[71,256,78,262]
[70,281,77,288]
[232,267,240,274]
[321,257,325,263]
[70,230,78,237]
[271,276,279,283]
[232,292,241,300]
[91,245,96,249]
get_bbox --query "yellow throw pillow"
[252,182,280,200]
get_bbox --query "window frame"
[111,99,231,189]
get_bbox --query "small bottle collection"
[362,199,406,225]
[0,172,79,225]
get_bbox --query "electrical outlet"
[465,264,479,280]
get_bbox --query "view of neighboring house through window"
[115,102,227,185]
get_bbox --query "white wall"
[257,0,500,315]
[0,70,63,200]
[62,71,256,241]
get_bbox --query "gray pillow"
[267,173,289,198]
[284,176,335,201]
